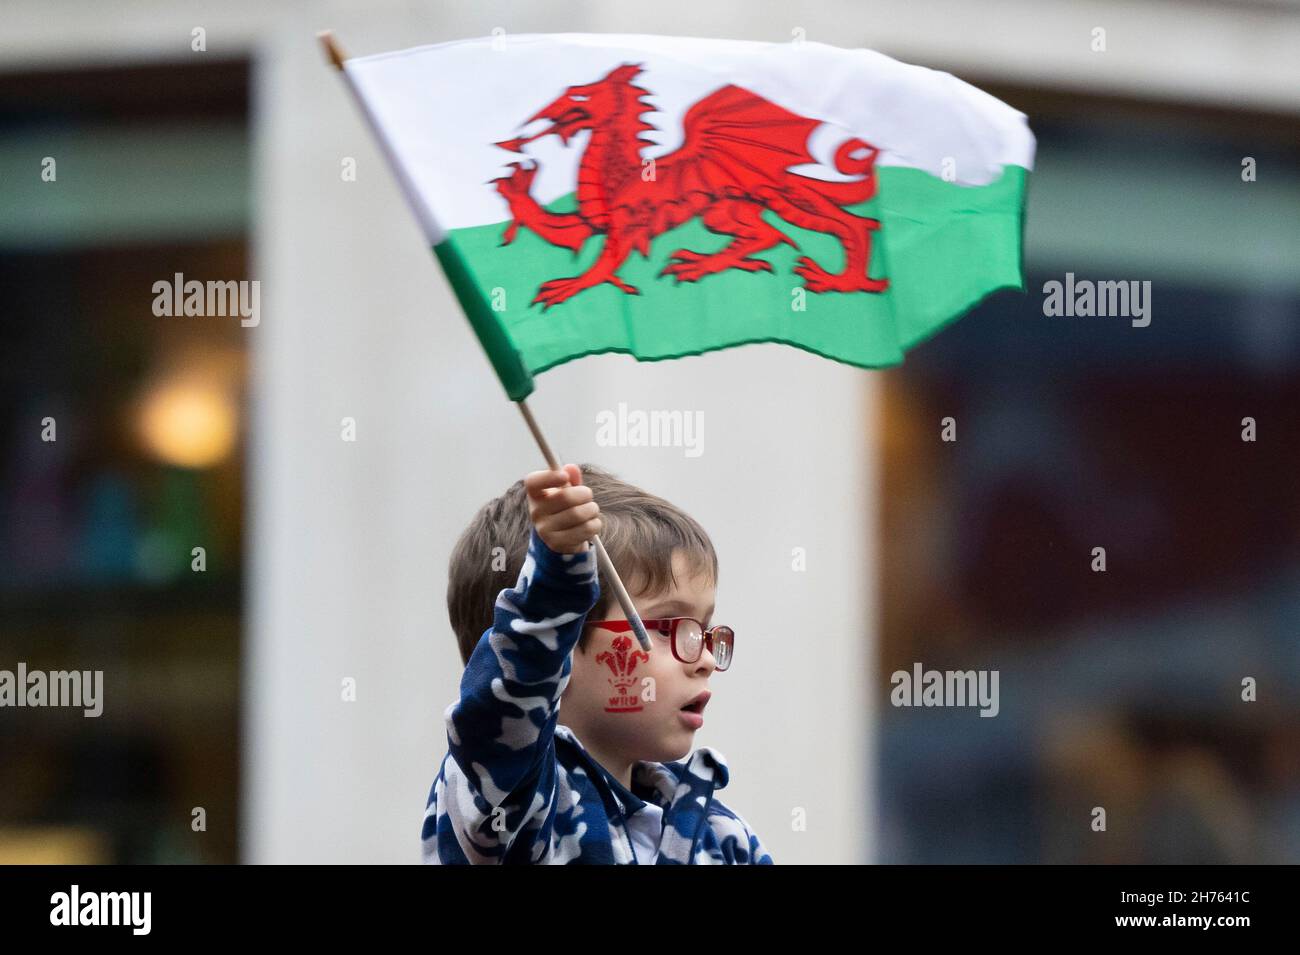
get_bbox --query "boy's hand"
[525,464,603,555]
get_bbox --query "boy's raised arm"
[425,466,602,863]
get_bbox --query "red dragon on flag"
[493,63,890,309]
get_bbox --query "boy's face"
[561,548,718,766]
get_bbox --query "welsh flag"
[337,33,1035,400]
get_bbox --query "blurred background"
[1,0,1296,863]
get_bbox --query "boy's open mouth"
[680,691,711,714]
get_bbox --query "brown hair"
[447,464,717,665]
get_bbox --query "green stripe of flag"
[437,164,1028,388]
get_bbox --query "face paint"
[594,634,650,712]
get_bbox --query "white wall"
[3,0,1296,864]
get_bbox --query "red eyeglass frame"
[584,617,734,670]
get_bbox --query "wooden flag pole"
[319,29,346,70]
[515,399,652,652]
[318,29,653,652]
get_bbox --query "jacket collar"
[555,723,730,864]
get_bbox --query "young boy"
[423,462,772,864]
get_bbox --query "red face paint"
[595,634,650,712]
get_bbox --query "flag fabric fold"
[343,33,1035,400]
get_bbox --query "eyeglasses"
[585,617,734,671]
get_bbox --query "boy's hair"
[447,464,717,666]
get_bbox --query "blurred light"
[137,380,237,469]
[0,827,109,864]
